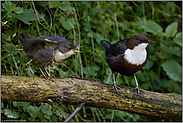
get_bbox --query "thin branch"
[64,103,85,122]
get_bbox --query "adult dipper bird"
[19,30,80,80]
[101,33,154,94]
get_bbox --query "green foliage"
[162,60,182,82]
[15,9,43,25]
[138,20,164,36]
[3,109,19,119]
[165,22,178,37]
[1,1,182,122]
[174,32,182,46]
[2,1,43,25]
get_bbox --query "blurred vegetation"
[1,1,182,122]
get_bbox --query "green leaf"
[161,60,182,82]
[58,2,75,11]
[6,29,14,37]
[13,102,27,107]
[137,20,163,35]
[1,8,5,12]
[2,1,12,11]
[48,1,58,8]
[168,46,181,57]
[1,33,10,42]
[15,9,43,25]
[4,109,19,119]
[6,11,13,18]
[4,109,11,115]
[44,115,50,119]
[10,3,16,11]
[163,2,176,14]
[42,103,52,116]
[165,22,178,37]
[60,15,74,30]
[174,32,182,47]
[27,106,40,118]
[14,7,23,14]
[4,43,16,54]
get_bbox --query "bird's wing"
[39,34,67,43]
[109,39,128,56]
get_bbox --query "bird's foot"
[44,76,55,82]
[133,86,144,95]
[112,83,121,93]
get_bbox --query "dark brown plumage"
[101,33,154,94]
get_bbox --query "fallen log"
[1,75,182,121]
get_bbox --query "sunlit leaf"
[15,9,43,25]
[10,3,16,11]
[161,60,182,82]
[48,1,58,8]
[174,32,182,46]
[4,109,19,119]
[137,20,163,35]
[14,7,23,14]
[58,2,75,11]
[44,115,50,119]
[60,15,74,30]
[2,1,12,11]
[165,22,178,37]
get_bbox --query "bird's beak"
[148,40,155,44]
[72,46,82,53]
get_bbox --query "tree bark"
[1,75,182,121]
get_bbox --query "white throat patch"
[124,43,148,65]
[54,50,75,64]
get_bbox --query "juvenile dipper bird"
[19,30,80,80]
[101,33,154,94]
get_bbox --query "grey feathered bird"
[19,30,80,80]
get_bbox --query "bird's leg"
[37,65,47,78]
[37,65,54,82]
[133,74,144,94]
[112,71,121,93]
[44,67,55,82]
[44,67,51,78]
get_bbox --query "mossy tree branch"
[1,75,182,121]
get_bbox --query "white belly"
[124,43,148,65]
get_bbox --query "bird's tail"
[100,40,111,51]
[18,30,30,43]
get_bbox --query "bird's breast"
[124,48,147,66]
[53,50,75,64]
[53,50,66,64]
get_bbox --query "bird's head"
[127,33,154,50]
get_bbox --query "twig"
[64,103,86,122]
